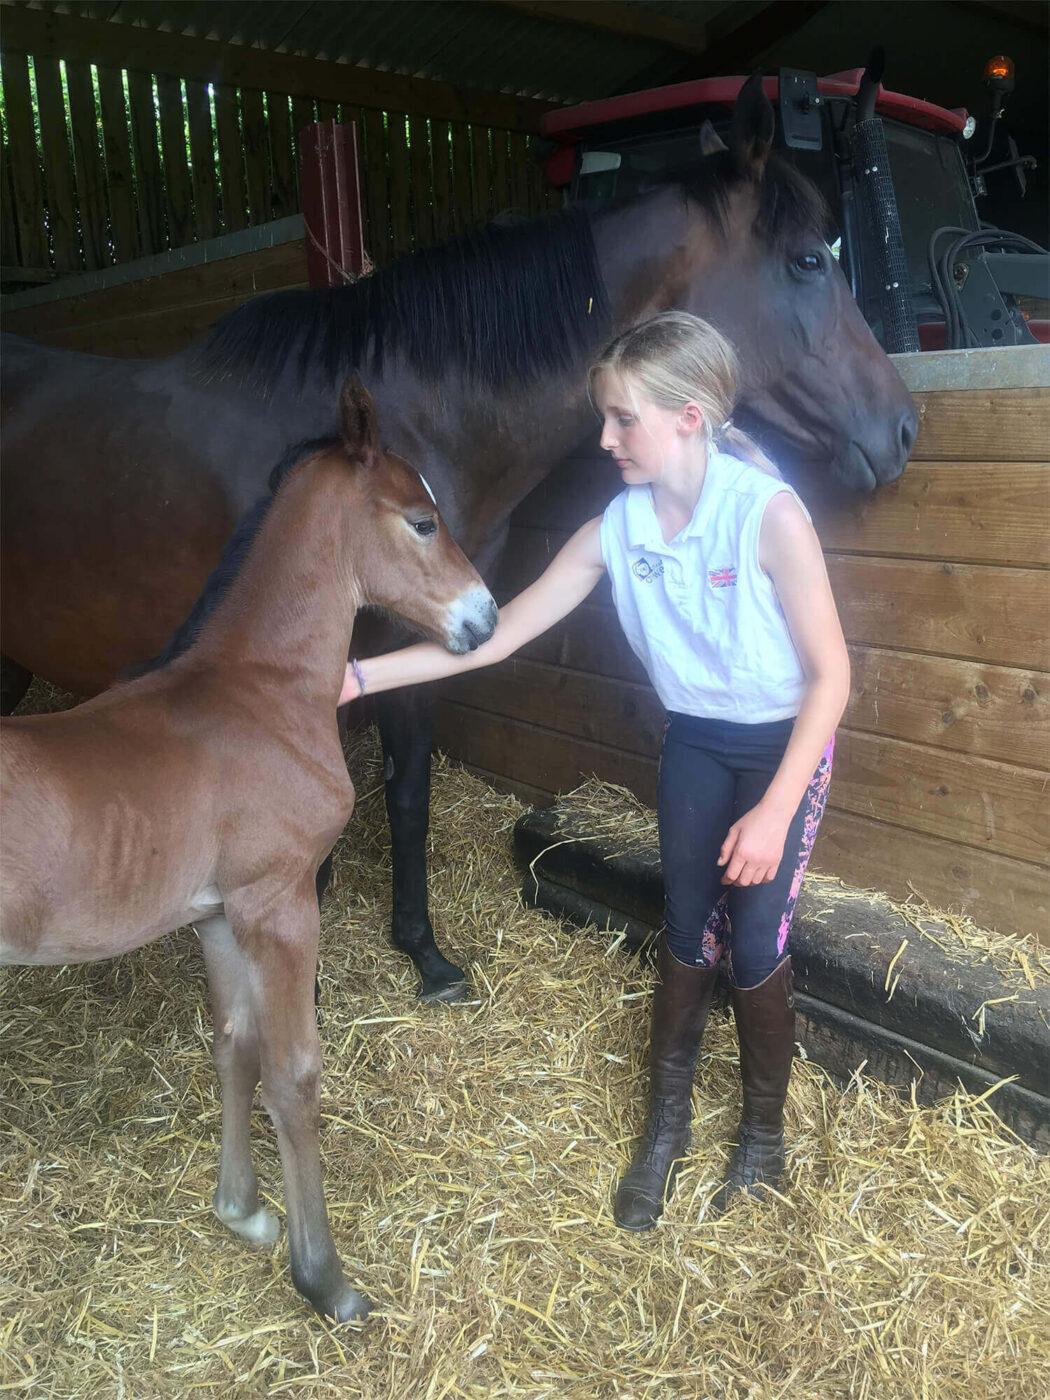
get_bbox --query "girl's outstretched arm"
[342,516,606,702]
[718,492,851,886]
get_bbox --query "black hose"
[927,225,1048,348]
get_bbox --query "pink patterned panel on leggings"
[776,736,835,956]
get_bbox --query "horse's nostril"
[899,409,918,458]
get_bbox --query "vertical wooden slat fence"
[0,40,558,284]
[127,70,166,251]
[64,60,107,268]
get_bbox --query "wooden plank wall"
[435,384,1050,943]
[0,52,557,282]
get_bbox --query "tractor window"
[575,129,716,203]
[574,123,843,245]
[881,121,977,295]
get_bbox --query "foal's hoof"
[217,1203,280,1249]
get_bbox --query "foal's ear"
[730,72,774,181]
[338,375,380,461]
[699,120,728,157]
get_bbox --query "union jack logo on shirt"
[708,565,738,589]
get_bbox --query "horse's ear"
[730,72,774,181]
[339,374,380,460]
[699,120,728,157]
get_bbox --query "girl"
[341,312,850,1230]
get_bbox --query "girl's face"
[594,371,705,486]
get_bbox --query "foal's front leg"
[196,914,279,1248]
[233,888,370,1322]
[377,687,470,1002]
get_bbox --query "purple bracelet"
[351,657,366,695]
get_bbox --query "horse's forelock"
[669,148,828,249]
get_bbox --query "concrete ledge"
[515,805,1050,1151]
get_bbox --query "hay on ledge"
[1,699,1047,1399]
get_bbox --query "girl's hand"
[718,801,791,887]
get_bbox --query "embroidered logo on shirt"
[632,556,665,582]
[708,566,738,589]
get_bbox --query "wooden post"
[298,119,366,286]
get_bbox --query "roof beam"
[0,2,556,131]
[490,0,710,55]
[658,1,831,82]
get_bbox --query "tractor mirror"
[779,69,824,151]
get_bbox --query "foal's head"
[336,378,498,653]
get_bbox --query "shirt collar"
[624,452,726,552]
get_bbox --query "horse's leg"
[196,914,280,1248]
[239,890,370,1322]
[376,687,470,1002]
[0,655,33,715]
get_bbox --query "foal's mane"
[127,437,338,677]
[194,154,827,399]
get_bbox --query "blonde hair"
[588,311,780,478]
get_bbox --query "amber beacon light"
[983,55,1015,88]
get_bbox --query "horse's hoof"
[320,1283,372,1324]
[420,978,472,1005]
[217,1204,280,1249]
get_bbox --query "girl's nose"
[600,425,617,451]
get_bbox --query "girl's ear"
[678,403,704,434]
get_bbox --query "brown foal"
[0,378,497,1322]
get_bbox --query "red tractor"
[538,54,1048,355]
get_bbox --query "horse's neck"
[478,192,700,468]
[193,460,358,706]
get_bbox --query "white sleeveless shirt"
[599,451,810,723]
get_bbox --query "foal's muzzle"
[446,587,498,653]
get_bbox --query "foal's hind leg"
[196,914,279,1248]
[232,888,370,1322]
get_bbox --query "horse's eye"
[413,518,438,538]
[794,252,824,275]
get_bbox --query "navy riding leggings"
[658,712,833,989]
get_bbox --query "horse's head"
[338,378,498,653]
[653,75,918,495]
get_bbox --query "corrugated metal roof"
[32,0,739,103]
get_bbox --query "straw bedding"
[2,688,1047,1399]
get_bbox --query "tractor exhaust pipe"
[850,49,920,354]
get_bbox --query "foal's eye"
[793,251,824,275]
[413,518,438,538]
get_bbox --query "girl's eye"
[413,518,438,537]
[793,252,824,274]
[618,416,634,427]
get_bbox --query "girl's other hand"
[718,801,791,886]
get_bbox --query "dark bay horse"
[0,77,917,1001]
[1,379,496,1321]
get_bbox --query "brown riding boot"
[711,957,796,1213]
[614,937,719,1231]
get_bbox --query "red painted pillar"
[298,119,369,286]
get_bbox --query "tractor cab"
[539,65,1048,354]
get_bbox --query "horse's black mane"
[126,436,338,677]
[194,153,827,397]
[196,204,611,396]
